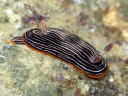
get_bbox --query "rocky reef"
[0,0,128,96]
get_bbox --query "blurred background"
[0,0,128,96]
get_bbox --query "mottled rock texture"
[0,0,128,96]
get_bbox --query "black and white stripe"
[23,28,108,76]
[11,36,24,45]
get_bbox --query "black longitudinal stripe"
[23,31,107,74]
[26,29,95,59]
[25,32,92,68]
[25,38,107,75]
[27,31,62,46]
[46,28,99,57]
[24,28,106,69]
[11,36,24,45]
[23,28,107,75]
[32,33,92,61]
[67,36,105,68]
[63,34,96,57]
[25,31,88,60]
[25,30,106,69]
[59,41,105,70]
[78,41,97,57]
[63,34,97,56]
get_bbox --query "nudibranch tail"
[8,36,24,45]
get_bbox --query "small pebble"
[55,73,65,82]
[109,77,114,82]
[73,0,81,3]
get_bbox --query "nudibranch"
[9,23,108,79]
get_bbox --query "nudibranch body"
[9,26,108,79]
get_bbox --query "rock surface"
[0,0,128,96]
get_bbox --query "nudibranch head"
[9,27,108,79]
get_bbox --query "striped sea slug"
[9,24,108,79]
